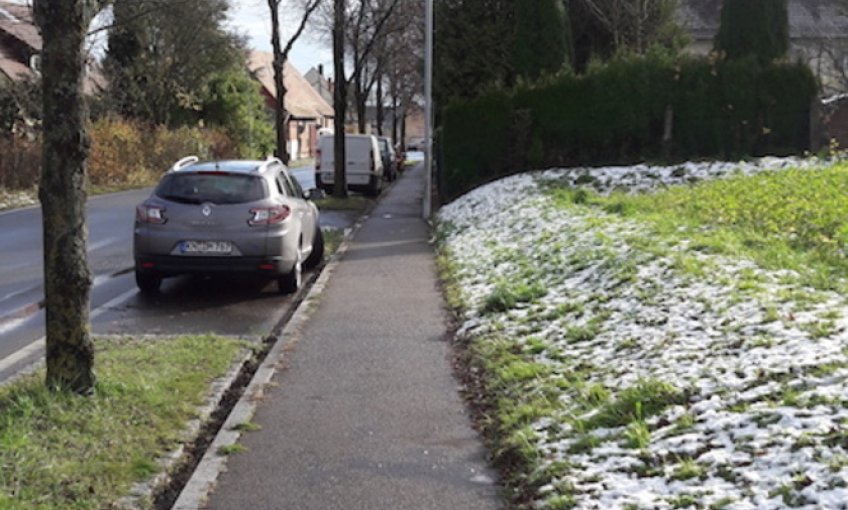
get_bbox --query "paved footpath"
[203,163,502,510]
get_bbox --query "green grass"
[231,421,262,432]
[581,379,684,430]
[217,443,247,455]
[482,281,547,314]
[313,195,371,211]
[288,157,315,168]
[672,458,704,481]
[0,334,246,510]
[547,163,848,292]
[439,161,848,503]
[322,228,344,258]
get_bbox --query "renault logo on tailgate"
[202,204,212,217]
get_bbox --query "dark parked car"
[133,156,324,294]
[377,136,398,182]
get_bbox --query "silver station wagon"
[133,156,323,294]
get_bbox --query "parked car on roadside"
[315,134,384,196]
[377,136,398,182]
[133,156,323,295]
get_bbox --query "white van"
[315,134,384,196]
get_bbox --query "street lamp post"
[423,0,433,219]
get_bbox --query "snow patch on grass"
[438,159,848,509]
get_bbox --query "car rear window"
[155,173,267,205]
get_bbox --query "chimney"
[318,64,324,76]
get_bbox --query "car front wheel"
[303,228,324,269]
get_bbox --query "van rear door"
[344,136,373,187]
[317,135,335,185]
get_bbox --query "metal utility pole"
[423,0,433,219]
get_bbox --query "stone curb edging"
[116,338,255,510]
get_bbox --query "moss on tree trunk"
[34,0,96,394]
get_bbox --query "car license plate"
[180,240,232,254]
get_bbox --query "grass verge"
[437,161,848,508]
[314,195,372,211]
[322,228,345,258]
[0,334,247,510]
[548,163,848,291]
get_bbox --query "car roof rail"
[170,156,199,172]
[257,156,283,173]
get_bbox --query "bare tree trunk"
[34,0,95,394]
[391,86,399,142]
[267,0,322,163]
[400,107,407,149]
[333,0,348,198]
[355,71,367,133]
[376,71,384,136]
[268,0,290,163]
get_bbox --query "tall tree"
[329,0,400,198]
[332,0,348,197]
[382,0,424,145]
[512,0,569,80]
[267,0,322,163]
[103,0,242,126]
[346,0,400,133]
[714,0,789,65]
[434,0,513,106]
[33,0,109,393]
[571,0,684,67]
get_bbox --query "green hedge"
[439,54,817,202]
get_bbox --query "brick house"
[248,51,334,161]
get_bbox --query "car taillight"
[315,148,321,171]
[136,204,167,224]
[248,205,291,226]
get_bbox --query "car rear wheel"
[366,176,381,197]
[135,270,161,294]
[303,228,324,269]
[278,249,302,294]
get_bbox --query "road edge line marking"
[0,287,137,381]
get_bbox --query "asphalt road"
[0,180,356,384]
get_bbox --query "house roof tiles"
[0,1,40,51]
[248,51,334,120]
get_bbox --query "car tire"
[135,270,161,294]
[366,176,381,197]
[303,228,324,269]
[278,249,302,294]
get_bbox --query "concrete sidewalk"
[200,164,502,509]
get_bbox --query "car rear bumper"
[318,171,379,191]
[135,254,294,277]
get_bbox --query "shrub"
[0,137,39,190]
[439,53,816,202]
[88,117,235,189]
[0,118,238,193]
